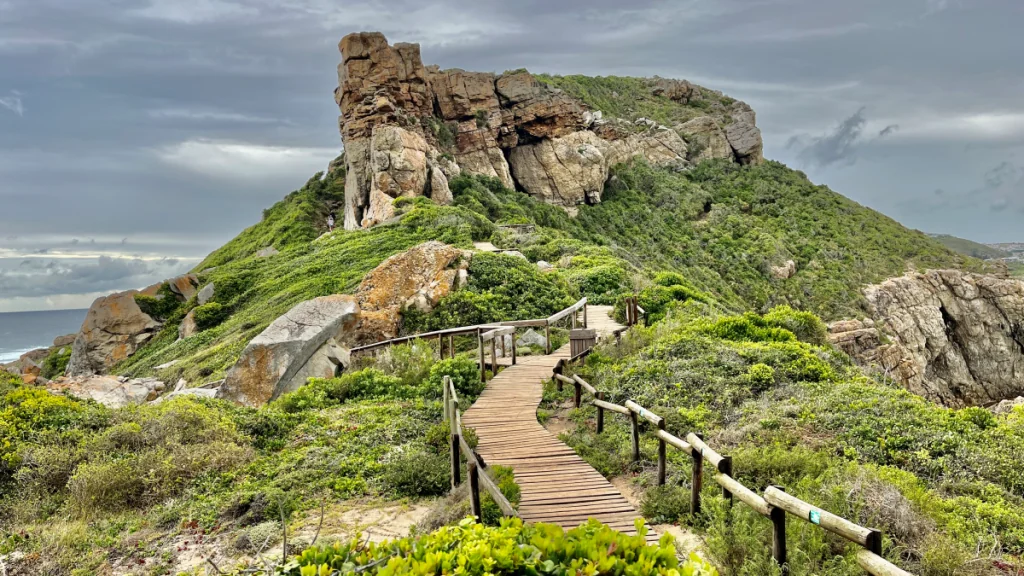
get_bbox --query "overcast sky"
[1,0,1021,312]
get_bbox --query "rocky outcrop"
[219,295,360,407]
[197,283,215,305]
[168,274,200,301]
[335,32,760,228]
[217,242,470,406]
[724,104,764,165]
[509,131,607,206]
[349,241,471,345]
[52,333,77,348]
[66,291,163,376]
[833,270,1024,407]
[771,260,797,280]
[48,375,165,408]
[677,117,733,162]
[179,309,199,340]
[508,125,688,207]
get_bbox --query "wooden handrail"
[444,376,518,519]
[546,297,587,324]
[856,551,912,576]
[765,487,882,552]
[481,326,515,342]
[557,334,911,576]
[625,400,663,426]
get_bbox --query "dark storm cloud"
[1,0,1022,308]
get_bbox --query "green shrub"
[746,363,775,389]
[382,450,449,497]
[763,305,829,345]
[133,283,181,321]
[290,517,715,576]
[40,346,72,379]
[640,484,690,524]
[193,302,230,330]
[480,465,520,525]
[428,357,483,400]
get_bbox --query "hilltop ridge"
[334,31,762,229]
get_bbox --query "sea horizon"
[0,309,88,364]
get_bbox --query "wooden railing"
[442,375,517,519]
[350,298,590,380]
[555,366,912,576]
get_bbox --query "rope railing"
[560,361,912,576]
[442,375,518,519]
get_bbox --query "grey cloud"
[0,90,23,115]
[0,255,191,298]
[790,108,869,168]
[0,0,1022,308]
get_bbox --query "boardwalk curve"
[462,306,656,540]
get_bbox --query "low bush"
[193,302,231,330]
[640,484,690,524]
[40,346,72,379]
[382,450,450,498]
[288,517,715,576]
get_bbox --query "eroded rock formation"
[830,270,1024,407]
[335,32,762,229]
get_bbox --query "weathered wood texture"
[462,306,658,541]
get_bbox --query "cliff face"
[335,31,762,229]
[829,270,1024,407]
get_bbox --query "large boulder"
[66,291,162,376]
[841,270,1024,407]
[724,104,764,165]
[218,295,359,407]
[677,117,734,162]
[168,274,200,301]
[52,333,77,348]
[349,241,471,344]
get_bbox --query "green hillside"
[929,233,1009,259]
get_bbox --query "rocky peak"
[335,32,763,230]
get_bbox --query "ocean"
[0,309,87,364]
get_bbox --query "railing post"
[443,376,450,422]
[583,302,588,328]
[511,331,517,366]
[490,338,497,376]
[468,461,482,519]
[478,329,486,383]
[770,486,788,575]
[555,361,563,391]
[629,410,640,462]
[596,391,605,433]
[499,332,506,359]
[657,420,667,486]
[450,401,461,488]
[545,323,552,355]
[718,456,733,506]
[573,380,581,409]
[866,529,883,556]
[572,310,577,330]
[690,433,704,516]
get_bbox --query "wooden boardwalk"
[462,306,657,541]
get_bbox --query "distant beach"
[0,309,86,363]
